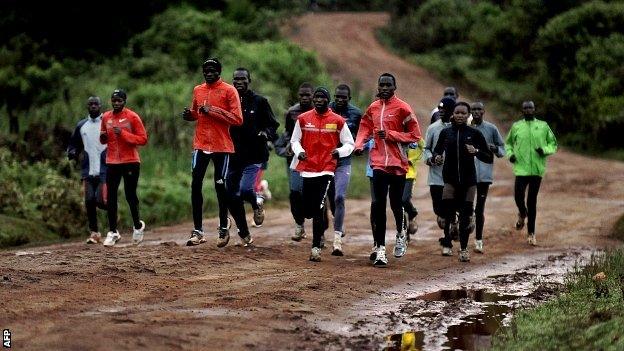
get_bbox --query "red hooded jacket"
[189,79,243,153]
[100,107,147,164]
[355,95,421,175]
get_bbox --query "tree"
[0,35,64,134]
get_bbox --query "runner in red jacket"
[354,73,422,267]
[182,58,244,247]
[290,87,354,262]
[99,89,148,247]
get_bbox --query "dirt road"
[2,12,623,351]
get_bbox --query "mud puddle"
[386,288,520,350]
[320,248,594,350]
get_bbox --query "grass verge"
[492,246,624,350]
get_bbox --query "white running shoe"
[186,229,206,246]
[474,240,484,253]
[86,231,102,244]
[441,246,453,256]
[394,231,408,258]
[459,249,470,262]
[309,247,322,262]
[132,220,146,244]
[103,231,121,247]
[292,224,306,241]
[527,233,536,246]
[373,246,388,267]
[332,231,343,256]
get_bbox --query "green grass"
[492,247,624,350]
[0,214,57,248]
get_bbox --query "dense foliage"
[0,3,338,246]
[383,0,624,151]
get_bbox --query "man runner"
[182,58,243,247]
[424,97,458,237]
[283,83,315,241]
[228,67,279,242]
[505,101,557,246]
[67,96,108,244]
[354,73,422,267]
[469,102,505,253]
[290,87,354,262]
[327,83,362,255]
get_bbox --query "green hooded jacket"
[505,118,557,177]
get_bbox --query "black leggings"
[441,183,475,250]
[226,156,251,238]
[371,170,405,246]
[302,175,333,248]
[84,176,103,232]
[106,163,141,232]
[514,176,542,234]
[191,151,230,231]
[475,182,490,240]
[429,185,445,218]
[402,179,418,220]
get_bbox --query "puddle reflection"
[383,331,425,351]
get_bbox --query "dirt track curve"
[2,12,624,351]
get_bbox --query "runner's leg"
[526,176,542,234]
[474,182,490,240]
[191,150,210,231]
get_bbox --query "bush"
[536,1,624,148]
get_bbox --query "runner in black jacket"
[433,102,492,262]
[229,67,280,244]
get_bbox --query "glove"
[509,155,516,163]
[536,147,545,157]
[331,149,340,159]
[488,144,498,153]
[353,149,364,156]
[298,152,307,161]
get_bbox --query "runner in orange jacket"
[182,58,244,247]
[99,89,148,247]
[354,73,422,267]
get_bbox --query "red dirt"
[1,12,623,351]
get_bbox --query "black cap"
[439,97,455,109]
[111,89,127,100]
[202,58,222,73]
[314,87,331,101]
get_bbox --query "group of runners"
[67,58,557,267]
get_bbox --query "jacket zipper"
[380,101,388,167]
[456,129,461,184]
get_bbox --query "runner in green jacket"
[504,101,557,246]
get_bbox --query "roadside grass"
[0,215,57,248]
[492,233,624,350]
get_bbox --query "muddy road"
[2,12,624,351]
